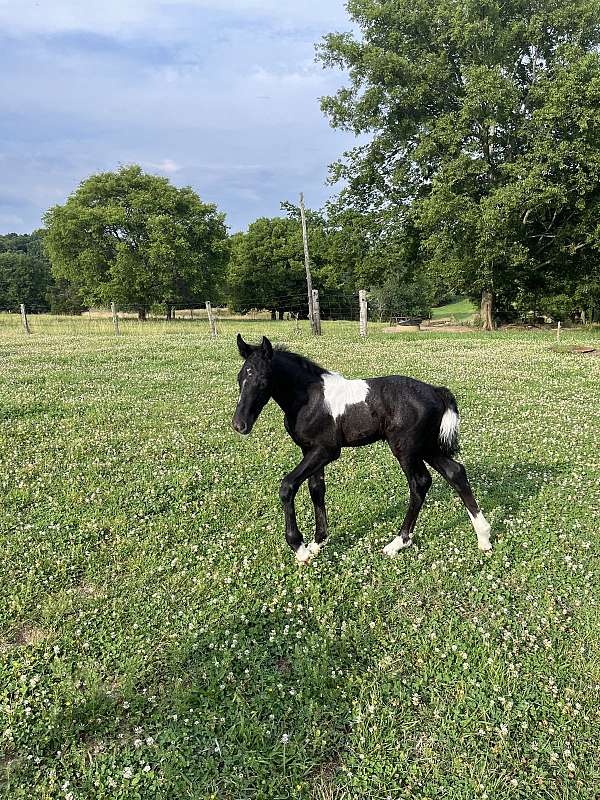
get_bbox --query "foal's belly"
[338,403,381,447]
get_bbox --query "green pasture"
[430,299,477,323]
[1,317,599,799]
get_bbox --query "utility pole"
[299,192,318,335]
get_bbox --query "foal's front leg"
[306,468,328,557]
[279,448,334,563]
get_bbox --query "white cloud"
[0,0,357,233]
[0,0,350,38]
[143,158,182,173]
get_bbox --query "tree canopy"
[227,216,308,318]
[227,207,353,319]
[318,0,600,325]
[43,165,228,317]
[226,203,432,320]
[0,231,53,311]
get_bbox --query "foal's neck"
[270,352,322,418]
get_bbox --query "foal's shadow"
[332,460,568,548]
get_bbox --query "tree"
[318,0,600,327]
[0,231,53,311]
[227,205,432,320]
[43,165,228,319]
[227,217,306,318]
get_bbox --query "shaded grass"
[0,318,599,799]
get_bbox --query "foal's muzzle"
[232,415,251,435]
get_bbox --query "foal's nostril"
[233,418,248,434]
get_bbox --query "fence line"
[4,291,377,338]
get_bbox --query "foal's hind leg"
[427,455,492,552]
[383,450,432,556]
[306,469,328,557]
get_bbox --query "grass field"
[431,299,477,323]
[1,317,599,799]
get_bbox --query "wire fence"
[1,289,431,338]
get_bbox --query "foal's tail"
[436,387,460,457]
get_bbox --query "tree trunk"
[138,307,147,321]
[165,304,172,321]
[277,309,284,320]
[270,309,276,320]
[481,290,494,331]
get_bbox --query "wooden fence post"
[111,302,120,336]
[359,290,368,337]
[557,321,561,341]
[206,301,217,338]
[312,289,322,336]
[20,304,31,335]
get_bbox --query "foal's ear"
[237,333,252,359]
[261,336,273,360]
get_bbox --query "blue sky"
[0,0,357,234]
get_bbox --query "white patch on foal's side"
[468,510,492,551]
[322,372,369,419]
[439,408,459,447]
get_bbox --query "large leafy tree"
[227,217,308,318]
[44,165,228,318]
[318,0,600,326]
[227,208,341,318]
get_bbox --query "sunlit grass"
[431,298,478,322]
[1,318,599,799]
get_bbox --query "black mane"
[273,347,327,379]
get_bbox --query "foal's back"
[321,370,449,454]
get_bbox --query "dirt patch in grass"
[384,323,477,333]
[568,345,600,356]
[383,324,421,333]
[1,626,48,652]
[420,324,475,333]
[309,758,344,800]
[77,580,102,598]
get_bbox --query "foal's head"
[232,334,274,435]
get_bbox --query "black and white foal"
[233,335,492,563]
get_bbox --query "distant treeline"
[0,231,84,314]
[1,165,434,321]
